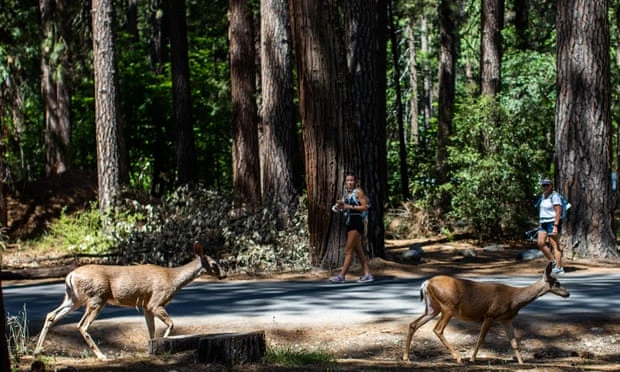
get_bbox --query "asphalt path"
[4,272,620,332]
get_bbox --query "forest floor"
[2,170,619,371]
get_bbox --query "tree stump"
[148,331,266,365]
[197,331,266,365]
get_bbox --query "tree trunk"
[126,0,139,41]
[168,0,197,186]
[288,0,358,267]
[435,0,458,214]
[387,1,410,204]
[344,0,387,258]
[230,0,261,207]
[0,282,10,372]
[406,18,419,145]
[41,0,72,177]
[556,0,617,258]
[92,0,122,212]
[480,0,503,95]
[513,0,529,49]
[260,0,302,225]
[149,0,171,197]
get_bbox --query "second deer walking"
[402,262,569,364]
[34,241,225,359]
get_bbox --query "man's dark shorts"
[541,221,562,234]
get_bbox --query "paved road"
[4,272,620,331]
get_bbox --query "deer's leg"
[34,296,81,355]
[144,310,156,339]
[433,311,461,363]
[501,320,524,364]
[402,311,438,361]
[152,306,174,338]
[470,317,494,363]
[77,302,107,360]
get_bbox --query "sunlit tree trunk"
[406,18,419,145]
[480,0,503,95]
[260,0,302,225]
[92,0,122,212]
[556,0,617,258]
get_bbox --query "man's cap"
[541,178,552,185]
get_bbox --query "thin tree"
[260,0,302,225]
[556,0,617,258]
[149,0,170,197]
[288,0,359,267]
[41,0,72,176]
[513,0,529,49]
[92,0,122,212]
[0,282,9,371]
[387,0,411,203]
[435,0,458,214]
[230,0,261,207]
[168,0,197,186]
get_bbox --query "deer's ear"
[193,241,203,255]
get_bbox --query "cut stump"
[149,331,266,365]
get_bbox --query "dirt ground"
[2,171,619,371]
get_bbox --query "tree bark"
[168,0,197,186]
[41,0,72,177]
[92,0,122,212]
[149,0,171,197]
[513,0,529,49]
[288,0,358,267]
[435,0,458,214]
[0,282,10,372]
[344,0,387,258]
[556,0,617,258]
[230,0,261,207]
[480,0,503,95]
[260,0,302,225]
[387,1,410,204]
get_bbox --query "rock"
[402,244,423,262]
[516,249,544,261]
[483,244,504,252]
[459,248,477,257]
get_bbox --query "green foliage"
[448,86,551,238]
[39,203,116,254]
[264,345,335,366]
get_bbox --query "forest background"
[0,0,620,370]
[0,1,618,279]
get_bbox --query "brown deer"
[402,262,569,364]
[34,241,225,359]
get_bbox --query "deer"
[402,262,569,364]
[33,241,225,359]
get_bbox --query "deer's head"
[193,241,227,279]
[543,262,570,298]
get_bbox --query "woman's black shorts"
[346,215,364,235]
